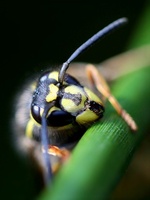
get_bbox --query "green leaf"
[38,65,150,200]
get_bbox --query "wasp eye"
[47,110,74,127]
[31,105,41,124]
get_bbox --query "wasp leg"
[46,145,70,174]
[19,137,70,185]
[86,64,138,131]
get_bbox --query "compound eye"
[31,105,41,124]
[47,110,74,127]
[64,74,81,86]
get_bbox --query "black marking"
[47,110,75,126]
[64,73,82,86]
[32,78,50,108]
[89,101,104,117]
[31,71,60,124]
[33,72,58,108]
[63,92,82,106]
[31,105,41,124]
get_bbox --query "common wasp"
[12,17,137,186]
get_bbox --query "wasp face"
[30,70,104,145]
[12,18,137,185]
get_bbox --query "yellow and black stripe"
[14,70,104,147]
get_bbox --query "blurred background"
[1,1,150,200]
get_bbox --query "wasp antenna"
[58,17,128,84]
[41,107,53,184]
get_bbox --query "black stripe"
[63,92,82,106]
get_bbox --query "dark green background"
[1,1,147,200]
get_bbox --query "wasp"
[13,17,137,186]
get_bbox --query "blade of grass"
[38,65,150,200]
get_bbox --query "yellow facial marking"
[46,84,59,102]
[61,85,87,113]
[76,109,99,125]
[25,111,41,138]
[49,106,60,112]
[48,71,59,81]
[61,99,82,113]
[47,106,60,116]
[84,87,103,105]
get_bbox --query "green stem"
[38,65,150,200]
